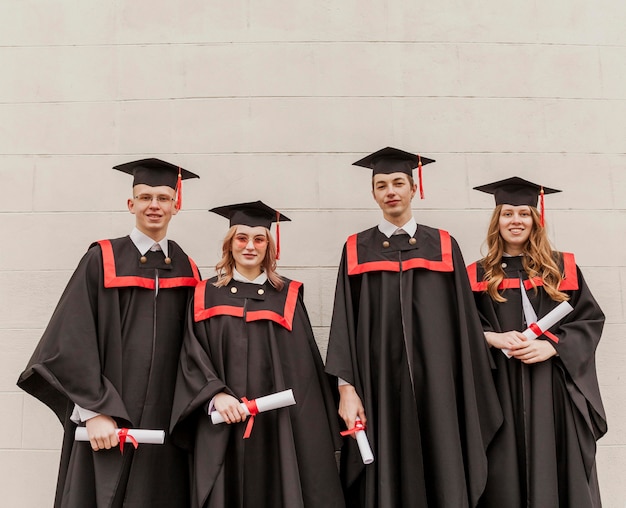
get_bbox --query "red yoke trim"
[99,240,200,289]
[347,230,454,275]
[467,252,578,292]
[194,280,302,331]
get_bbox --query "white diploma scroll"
[503,301,574,357]
[354,418,374,465]
[210,389,296,424]
[74,427,165,444]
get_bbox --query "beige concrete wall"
[1,1,624,506]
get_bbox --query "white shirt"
[71,229,170,423]
[130,227,169,257]
[233,268,267,285]
[378,217,417,238]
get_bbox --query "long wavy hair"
[213,225,284,290]
[480,205,569,303]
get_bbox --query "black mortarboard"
[473,176,560,207]
[210,201,291,259]
[353,147,435,176]
[114,158,199,210]
[474,176,561,226]
[353,147,436,198]
[113,158,199,188]
[210,200,290,229]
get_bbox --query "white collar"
[378,217,417,238]
[130,228,169,257]
[233,268,268,285]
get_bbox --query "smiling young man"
[17,159,200,508]
[325,147,502,508]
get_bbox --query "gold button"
[164,257,172,265]
[258,288,265,295]
[140,256,147,264]
[409,237,417,245]
[230,287,238,294]
[382,241,390,248]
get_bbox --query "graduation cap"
[353,147,436,199]
[113,158,200,210]
[473,176,561,227]
[210,201,291,259]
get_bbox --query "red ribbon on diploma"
[118,428,139,454]
[241,397,260,439]
[340,419,366,437]
[528,322,543,337]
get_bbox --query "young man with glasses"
[18,159,200,508]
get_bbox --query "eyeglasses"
[233,234,268,248]
[134,194,175,205]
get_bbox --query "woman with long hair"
[170,201,344,508]
[467,177,607,508]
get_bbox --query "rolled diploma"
[354,419,374,465]
[503,301,574,357]
[75,427,165,444]
[211,389,296,424]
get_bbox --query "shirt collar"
[130,227,169,257]
[233,268,268,285]
[378,217,417,238]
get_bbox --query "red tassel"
[417,155,424,199]
[540,187,545,227]
[275,210,281,260]
[175,168,182,210]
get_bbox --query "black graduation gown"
[17,236,200,508]
[325,224,503,508]
[170,276,345,508]
[467,253,607,508]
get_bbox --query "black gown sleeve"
[17,246,130,424]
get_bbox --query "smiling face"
[371,172,417,226]
[127,184,178,241]
[231,225,269,279]
[498,204,534,255]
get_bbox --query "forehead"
[133,184,176,196]
[500,204,532,213]
[234,225,267,236]
[373,172,411,185]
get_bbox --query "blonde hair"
[214,226,284,291]
[480,205,569,303]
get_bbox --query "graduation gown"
[170,276,345,508]
[325,224,503,508]
[467,253,607,508]
[17,236,200,508]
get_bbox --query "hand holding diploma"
[75,427,165,453]
[503,301,574,357]
[210,389,297,439]
[341,417,374,464]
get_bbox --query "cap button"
[230,287,238,294]
[409,237,417,245]
[257,288,265,295]
[164,257,172,265]
[382,241,390,248]
[140,256,147,264]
